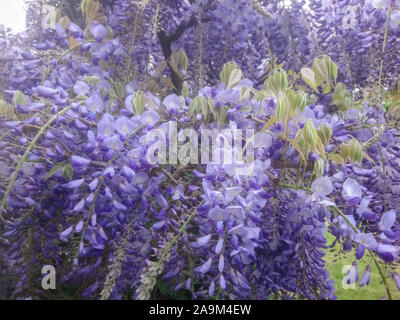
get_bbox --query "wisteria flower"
[140,109,160,127]
[74,81,90,96]
[353,233,378,259]
[311,176,333,199]
[345,262,359,285]
[359,265,372,287]
[342,178,362,205]
[115,116,136,137]
[103,135,123,151]
[86,94,104,113]
[163,94,183,115]
[377,244,399,262]
[90,21,107,42]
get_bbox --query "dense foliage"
[1,0,400,300]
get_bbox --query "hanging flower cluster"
[0,0,400,300]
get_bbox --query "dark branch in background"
[157,16,199,94]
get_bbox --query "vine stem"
[332,206,393,300]
[277,182,310,192]
[372,253,393,300]
[0,106,72,223]
[377,5,392,103]
[155,200,204,268]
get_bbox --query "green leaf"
[12,90,28,107]
[75,95,88,100]
[239,105,253,113]
[178,50,189,73]
[310,55,338,94]
[300,68,318,92]
[264,69,287,96]
[317,123,332,145]
[44,164,64,181]
[331,60,338,83]
[286,89,307,113]
[181,81,189,96]
[312,58,328,87]
[219,62,240,87]
[132,91,146,115]
[0,98,16,119]
[239,86,250,101]
[227,68,243,89]
[303,119,318,150]
[83,76,101,86]
[276,92,290,123]
[313,159,325,178]
[63,164,74,181]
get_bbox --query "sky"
[0,0,26,33]
[0,0,310,34]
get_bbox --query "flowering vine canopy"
[0,0,400,300]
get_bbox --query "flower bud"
[313,158,325,178]
[12,90,28,106]
[349,139,363,163]
[276,92,289,123]
[265,69,287,95]
[317,123,332,145]
[132,91,146,115]
[303,119,318,150]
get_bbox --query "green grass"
[323,232,400,300]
